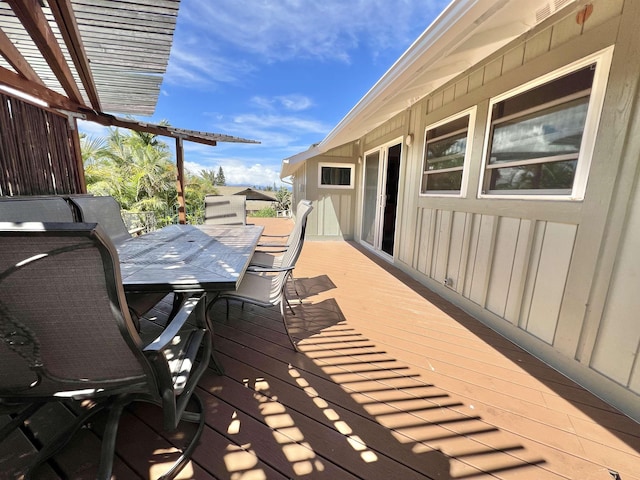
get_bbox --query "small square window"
[421,109,474,195]
[318,163,354,189]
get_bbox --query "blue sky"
[80,0,450,187]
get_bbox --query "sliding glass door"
[361,141,401,257]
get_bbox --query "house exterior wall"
[292,144,358,240]
[291,0,640,421]
[395,0,640,421]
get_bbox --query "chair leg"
[27,400,107,479]
[96,396,130,480]
[0,402,44,441]
[290,273,301,299]
[280,297,299,352]
[157,394,206,480]
[204,296,225,375]
[285,296,295,315]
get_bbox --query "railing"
[121,211,157,235]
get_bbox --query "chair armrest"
[143,294,205,353]
[257,242,290,248]
[260,233,289,238]
[128,226,145,236]
[254,247,287,254]
[246,265,295,273]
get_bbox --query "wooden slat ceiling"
[0,0,258,146]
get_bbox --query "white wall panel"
[468,215,497,306]
[485,217,521,318]
[591,181,640,388]
[446,212,469,291]
[432,210,452,281]
[525,222,577,344]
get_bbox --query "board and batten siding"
[288,0,640,420]
[393,0,640,420]
[413,211,577,347]
[303,147,357,240]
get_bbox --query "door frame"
[360,137,403,260]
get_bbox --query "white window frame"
[420,107,476,197]
[478,46,614,201]
[318,162,355,189]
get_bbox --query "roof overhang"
[281,0,583,178]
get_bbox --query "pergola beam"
[47,0,101,110]
[81,110,220,147]
[0,27,44,85]
[6,0,86,106]
[0,65,79,111]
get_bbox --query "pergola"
[0,0,257,222]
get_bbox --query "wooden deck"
[3,218,639,479]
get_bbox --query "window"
[421,109,475,195]
[480,48,612,198]
[318,163,354,189]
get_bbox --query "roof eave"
[281,0,580,178]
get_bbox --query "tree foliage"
[80,128,212,226]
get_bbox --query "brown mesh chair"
[0,195,74,222]
[204,194,247,225]
[67,195,134,244]
[0,222,211,480]
[68,195,167,319]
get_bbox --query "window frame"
[420,107,476,197]
[478,46,614,200]
[317,162,355,189]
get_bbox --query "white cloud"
[78,120,111,138]
[174,0,449,79]
[184,159,284,187]
[165,44,256,87]
[251,94,313,112]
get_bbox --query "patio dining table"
[116,223,264,294]
[116,223,264,374]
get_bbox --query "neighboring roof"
[234,188,277,202]
[281,0,581,177]
[213,186,277,201]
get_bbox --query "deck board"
[3,217,639,480]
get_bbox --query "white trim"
[317,162,355,189]
[478,46,615,200]
[420,106,477,198]
[360,137,403,257]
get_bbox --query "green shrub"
[251,207,276,218]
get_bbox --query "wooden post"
[175,137,186,224]
[69,115,87,193]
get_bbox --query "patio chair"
[0,195,74,222]
[204,194,247,225]
[68,195,164,318]
[208,205,312,352]
[67,195,136,244]
[0,222,211,480]
[256,199,312,248]
[248,200,313,299]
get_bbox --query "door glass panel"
[381,144,401,256]
[362,151,380,247]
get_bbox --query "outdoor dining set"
[0,194,312,479]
